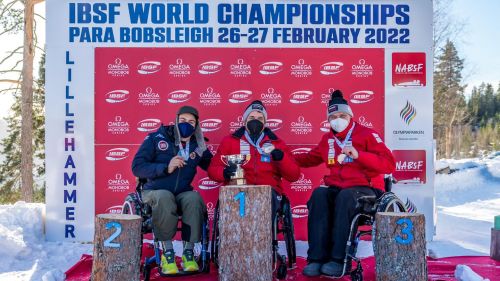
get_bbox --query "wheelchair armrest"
[356,195,378,214]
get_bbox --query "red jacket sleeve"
[274,140,300,182]
[293,135,326,168]
[355,130,395,174]
[207,136,233,183]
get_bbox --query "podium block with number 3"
[218,185,273,281]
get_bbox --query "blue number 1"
[234,192,246,217]
[395,218,414,245]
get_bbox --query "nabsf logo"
[105,148,130,161]
[105,90,129,103]
[350,90,374,104]
[291,147,312,155]
[198,61,222,74]
[198,177,222,190]
[265,119,283,131]
[291,205,309,218]
[137,119,161,132]
[200,119,222,132]
[105,205,123,214]
[289,90,313,104]
[137,61,161,74]
[228,90,253,104]
[320,62,344,75]
[320,120,330,132]
[259,61,283,75]
[167,90,192,104]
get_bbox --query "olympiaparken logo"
[107,58,129,77]
[351,59,373,78]
[105,90,129,103]
[198,61,222,75]
[290,116,313,135]
[200,119,222,132]
[137,61,161,75]
[228,90,253,104]
[107,173,130,192]
[290,59,312,78]
[230,58,251,77]
[320,61,344,75]
[349,90,374,104]
[167,89,192,104]
[107,116,130,135]
[400,101,417,125]
[137,119,161,132]
[138,87,160,106]
[289,90,313,104]
[200,87,221,106]
[259,61,283,75]
[105,148,130,161]
[169,58,191,77]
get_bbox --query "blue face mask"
[178,122,195,138]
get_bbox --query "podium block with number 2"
[218,185,273,281]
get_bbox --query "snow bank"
[455,264,490,281]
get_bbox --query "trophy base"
[229,178,247,185]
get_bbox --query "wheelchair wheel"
[376,192,407,213]
[281,198,296,268]
[122,193,141,215]
[276,258,287,279]
[210,201,220,267]
[196,212,211,273]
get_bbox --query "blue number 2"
[395,218,414,245]
[104,221,122,248]
[234,192,246,217]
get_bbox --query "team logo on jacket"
[290,59,312,78]
[358,116,373,128]
[197,177,222,190]
[289,90,313,104]
[320,120,330,132]
[107,58,129,77]
[107,173,130,192]
[261,88,282,106]
[137,119,161,132]
[230,58,251,77]
[167,90,191,104]
[228,90,253,104]
[200,87,221,106]
[198,61,222,75]
[290,174,313,192]
[169,58,191,77]
[350,90,375,104]
[290,116,313,135]
[291,147,311,155]
[137,61,161,75]
[259,61,283,75]
[291,205,309,218]
[320,62,344,75]
[138,87,160,106]
[158,140,168,151]
[351,59,373,78]
[107,116,130,135]
[105,90,129,103]
[105,205,123,214]
[265,119,283,131]
[105,148,130,161]
[200,119,222,132]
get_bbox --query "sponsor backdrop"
[46,0,434,242]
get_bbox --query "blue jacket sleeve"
[131,136,168,179]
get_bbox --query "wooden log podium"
[218,185,273,281]
[91,214,142,281]
[375,212,427,281]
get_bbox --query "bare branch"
[0,0,22,20]
[0,79,22,85]
[0,46,23,65]
[34,12,44,20]
[0,23,19,36]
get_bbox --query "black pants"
[306,186,382,262]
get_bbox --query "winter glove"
[270,149,284,161]
[223,163,237,180]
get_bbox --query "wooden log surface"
[91,214,142,281]
[491,228,500,261]
[218,185,272,281]
[375,212,427,281]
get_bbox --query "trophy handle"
[220,155,228,166]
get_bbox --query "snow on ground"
[0,154,498,281]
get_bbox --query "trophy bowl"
[221,154,250,185]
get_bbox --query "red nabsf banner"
[392,150,426,184]
[392,52,426,87]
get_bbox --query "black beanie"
[327,90,353,118]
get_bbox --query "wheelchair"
[121,179,210,281]
[336,176,408,281]
[210,193,296,280]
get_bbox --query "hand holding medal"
[340,146,358,164]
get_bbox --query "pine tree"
[434,40,467,158]
[0,53,45,203]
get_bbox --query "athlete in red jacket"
[208,100,300,216]
[297,90,395,277]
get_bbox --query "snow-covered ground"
[0,154,498,281]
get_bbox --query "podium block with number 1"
[218,185,272,281]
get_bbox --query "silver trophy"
[221,154,250,185]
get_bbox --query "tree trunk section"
[218,185,272,281]
[375,212,427,281]
[91,214,142,281]
[21,0,35,202]
[491,228,500,261]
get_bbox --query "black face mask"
[246,119,264,136]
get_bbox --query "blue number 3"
[104,221,122,248]
[395,218,414,245]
